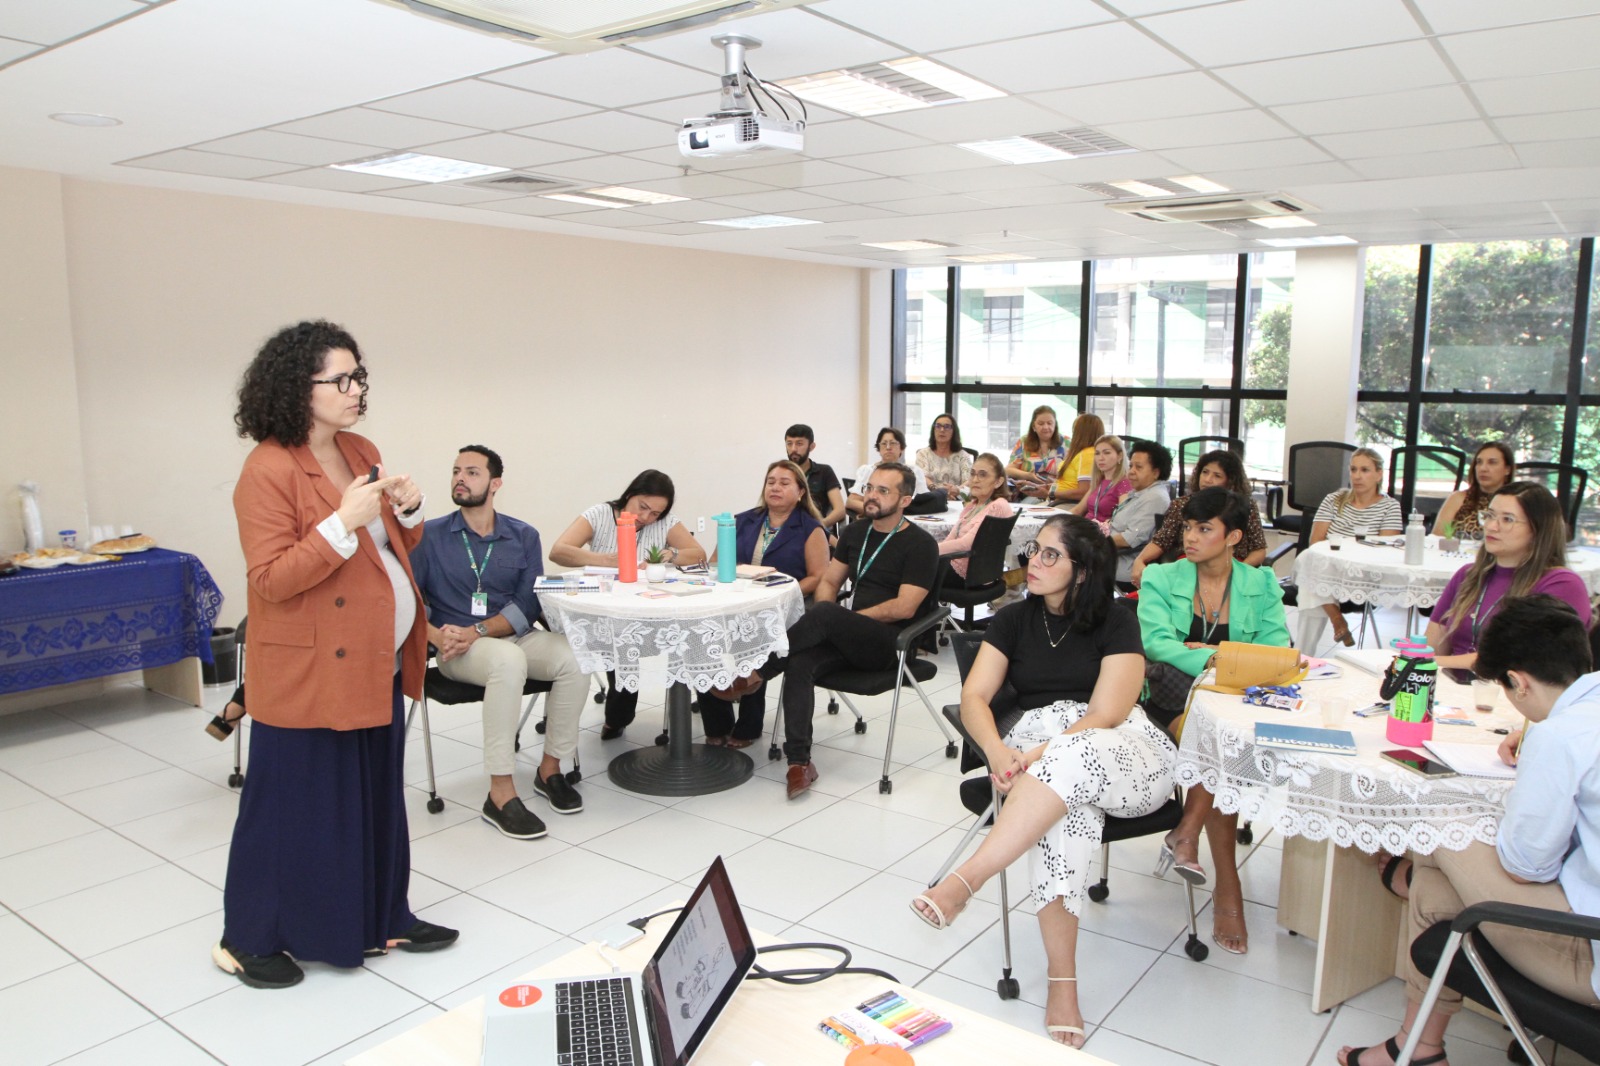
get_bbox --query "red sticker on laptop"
[498,984,543,1008]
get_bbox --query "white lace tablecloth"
[1294,539,1600,610]
[906,503,1052,564]
[1174,667,1522,856]
[540,576,804,694]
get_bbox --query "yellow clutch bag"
[1203,641,1306,695]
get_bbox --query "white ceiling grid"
[0,0,1597,266]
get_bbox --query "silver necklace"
[1041,605,1070,648]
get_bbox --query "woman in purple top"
[1426,482,1591,672]
[1067,434,1131,525]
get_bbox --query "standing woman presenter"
[218,320,456,989]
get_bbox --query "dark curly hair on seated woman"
[234,320,366,446]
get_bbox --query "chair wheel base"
[1236,824,1254,845]
[996,976,1019,1000]
[1184,935,1209,962]
[853,720,867,735]
[566,770,582,786]
[654,732,669,747]
[938,636,949,647]
[592,691,605,704]
[827,700,839,715]
[227,772,244,788]
[535,721,547,735]
[767,744,781,761]
[1507,1038,1531,1065]
[944,742,957,758]
[513,738,521,752]
[426,796,444,814]
[1087,880,1109,904]
[878,778,892,794]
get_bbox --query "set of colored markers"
[818,989,953,1049]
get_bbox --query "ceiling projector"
[679,33,804,158]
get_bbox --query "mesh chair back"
[1286,441,1357,529]
[1387,445,1466,516]
[1178,436,1245,487]
[959,511,1022,589]
[1515,462,1588,534]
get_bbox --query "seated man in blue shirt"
[411,446,588,840]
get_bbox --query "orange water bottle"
[616,511,638,584]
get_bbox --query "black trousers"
[778,602,899,765]
[603,670,637,729]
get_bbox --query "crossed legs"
[1166,786,1248,953]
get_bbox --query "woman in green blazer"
[1137,488,1291,956]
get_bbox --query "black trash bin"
[204,626,237,686]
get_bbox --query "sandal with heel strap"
[1379,854,1414,900]
[1046,976,1085,1047]
[205,697,247,741]
[1339,1035,1446,1066]
[1212,905,1249,955]
[909,872,973,930]
[1154,831,1208,886]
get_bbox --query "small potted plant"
[643,546,669,583]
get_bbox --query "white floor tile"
[401,786,479,840]
[174,842,231,891]
[115,792,241,860]
[0,716,120,771]
[582,806,764,882]
[1073,866,1205,953]
[672,777,842,834]
[801,870,1000,972]
[843,763,975,824]
[0,798,100,858]
[402,733,486,788]
[432,936,585,1012]
[303,1005,445,1066]
[407,871,460,912]
[1082,1027,1213,1065]
[473,848,674,933]
[0,828,163,910]
[407,817,566,891]
[167,966,428,1066]
[716,838,878,924]
[52,1020,222,1065]
[781,797,952,871]
[59,765,235,826]
[7,741,168,796]
[22,863,221,957]
[366,893,562,1002]
[0,769,47,811]
[780,920,933,988]
[1172,897,1318,994]
[87,911,234,1016]
[0,912,75,989]
[910,970,1050,1041]
[1,962,154,1066]
[536,783,672,846]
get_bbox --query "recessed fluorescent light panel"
[1257,235,1356,247]
[699,214,821,229]
[542,185,688,208]
[1171,175,1228,194]
[951,253,1037,263]
[863,239,952,251]
[50,112,121,127]
[1250,216,1316,229]
[961,127,1136,165]
[331,152,507,183]
[776,58,1003,117]
[1108,180,1174,198]
[960,137,1073,164]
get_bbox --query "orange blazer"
[234,432,427,730]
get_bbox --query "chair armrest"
[1265,485,1283,523]
[896,605,951,653]
[944,549,972,562]
[1451,901,1600,942]
[1265,539,1299,566]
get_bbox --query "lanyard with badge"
[461,531,493,617]
[845,519,905,609]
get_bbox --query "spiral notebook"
[1255,721,1358,755]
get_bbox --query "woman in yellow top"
[1051,413,1105,505]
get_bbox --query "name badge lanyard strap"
[856,520,905,584]
[1469,580,1496,649]
[1196,568,1233,646]
[461,531,494,595]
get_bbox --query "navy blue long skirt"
[222,676,416,968]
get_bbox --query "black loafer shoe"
[482,794,547,840]
[599,724,625,741]
[532,770,584,814]
[386,920,460,954]
[213,937,304,989]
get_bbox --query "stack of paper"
[1421,740,1516,779]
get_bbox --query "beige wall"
[3,166,868,627]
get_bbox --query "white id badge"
[470,592,489,617]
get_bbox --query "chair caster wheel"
[655,732,669,746]
[827,699,839,715]
[1087,881,1109,903]
[1508,1038,1531,1065]
[939,635,949,647]
[566,770,582,786]
[1236,824,1253,845]
[944,742,957,758]
[593,690,605,704]
[878,779,892,794]
[1184,935,1209,962]
[227,772,244,788]
[535,720,547,734]
[997,976,1019,1000]
[426,796,444,814]
[767,745,781,761]
[854,720,867,735]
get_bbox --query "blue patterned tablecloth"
[0,549,225,695]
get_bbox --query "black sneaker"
[532,770,584,814]
[482,794,547,839]
[213,937,304,989]
[386,920,460,954]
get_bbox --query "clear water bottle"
[1404,510,1425,566]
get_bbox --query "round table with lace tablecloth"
[1175,665,1522,1011]
[906,502,1053,563]
[540,574,803,797]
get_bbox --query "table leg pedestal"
[606,682,754,797]
[143,657,202,707]
[1279,836,1405,1013]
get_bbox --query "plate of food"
[13,549,79,569]
[88,534,155,554]
[65,553,114,565]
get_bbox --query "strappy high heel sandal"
[1154,831,1208,887]
[1212,905,1249,955]
[205,696,247,741]
[909,872,973,930]
[1046,976,1085,1047]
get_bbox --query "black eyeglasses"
[310,369,369,394]
[933,422,954,431]
[1022,540,1065,567]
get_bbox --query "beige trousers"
[437,629,588,775]
[1407,842,1599,1013]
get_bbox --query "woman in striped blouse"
[1294,447,1404,652]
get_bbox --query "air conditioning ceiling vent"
[1106,193,1314,224]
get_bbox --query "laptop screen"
[641,856,757,1066]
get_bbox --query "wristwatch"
[473,622,489,637]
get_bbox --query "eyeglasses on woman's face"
[933,421,953,432]
[1479,508,1525,529]
[310,368,368,394]
[1022,540,1065,567]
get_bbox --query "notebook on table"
[1422,740,1517,779]
[1255,721,1359,755]
[482,856,756,1066]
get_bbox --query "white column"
[1283,246,1365,491]
[860,268,893,447]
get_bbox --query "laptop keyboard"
[555,976,643,1066]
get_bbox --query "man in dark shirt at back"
[775,461,938,798]
[784,423,846,531]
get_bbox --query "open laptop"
[483,856,757,1066]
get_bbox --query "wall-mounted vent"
[464,173,573,193]
[1106,193,1313,224]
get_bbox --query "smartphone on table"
[1381,748,1458,779]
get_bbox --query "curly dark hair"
[234,320,366,446]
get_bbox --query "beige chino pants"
[437,629,588,776]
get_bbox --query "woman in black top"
[909,515,1176,1047]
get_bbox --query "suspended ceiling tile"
[1026,72,1253,126]
[620,199,745,222]
[869,97,1083,144]
[805,176,944,204]
[1111,0,1234,13]
[912,166,1060,194]
[1159,137,1333,172]
[473,195,590,216]
[796,120,932,157]
[1313,120,1500,161]
[1515,138,1600,168]
[634,221,719,235]
[867,194,991,216]
[629,7,905,79]
[705,189,845,212]
[1496,109,1600,143]
[963,185,1103,208]
[1019,150,1190,184]
[532,153,686,185]
[619,172,778,198]
[514,110,678,153]
[256,166,416,192]
[1271,86,1479,136]
[413,132,595,169]
[1413,0,1599,34]
[728,158,881,188]
[369,183,527,204]
[483,50,714,108]
[829,144,1000,177]
[1201,160,1365,190]
[118,148,299,179]
[821,0,1109,54]
[0,37,43,65]
[793,204,904,223]
[0,0,144,46]
[937,23,1191,95]
[1139,0,1423,68]
[1471,69,1600,118]
[1441,15,1600,81]
[1215,41,1455,106]
[194,130,385,166]
[539,207,662,229]
[369,78,597,130]
[272,107,484,149]
[1098,109,1294,151]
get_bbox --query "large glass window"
[1360,245,1421,390]
[1426,240,1578,394]
[1090,255,1239,389]
[955,262,1080,385]
[1241,250,1295,481]
[954,393,1078,459]
[904,267,947,385]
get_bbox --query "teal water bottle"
[715,513,737,583]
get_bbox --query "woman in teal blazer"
[1137,488,1290,956]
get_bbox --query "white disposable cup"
[599,575,614,593]
[1321,695,1354,727]
[1472,679,1498,712]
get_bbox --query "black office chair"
[937,511,1021,644]
[925,632,1206,1003]
[1387,445,1466,526]
[1272,440,1357,546]
[1516,462,1588,538]
[1406,902,1600,1066]
[1178,436,1245,487]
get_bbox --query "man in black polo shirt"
[776,462,939,798]
[784,423,846,531]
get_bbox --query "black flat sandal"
[1340,1036,1445,1066]
[1379,855,1414,899]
